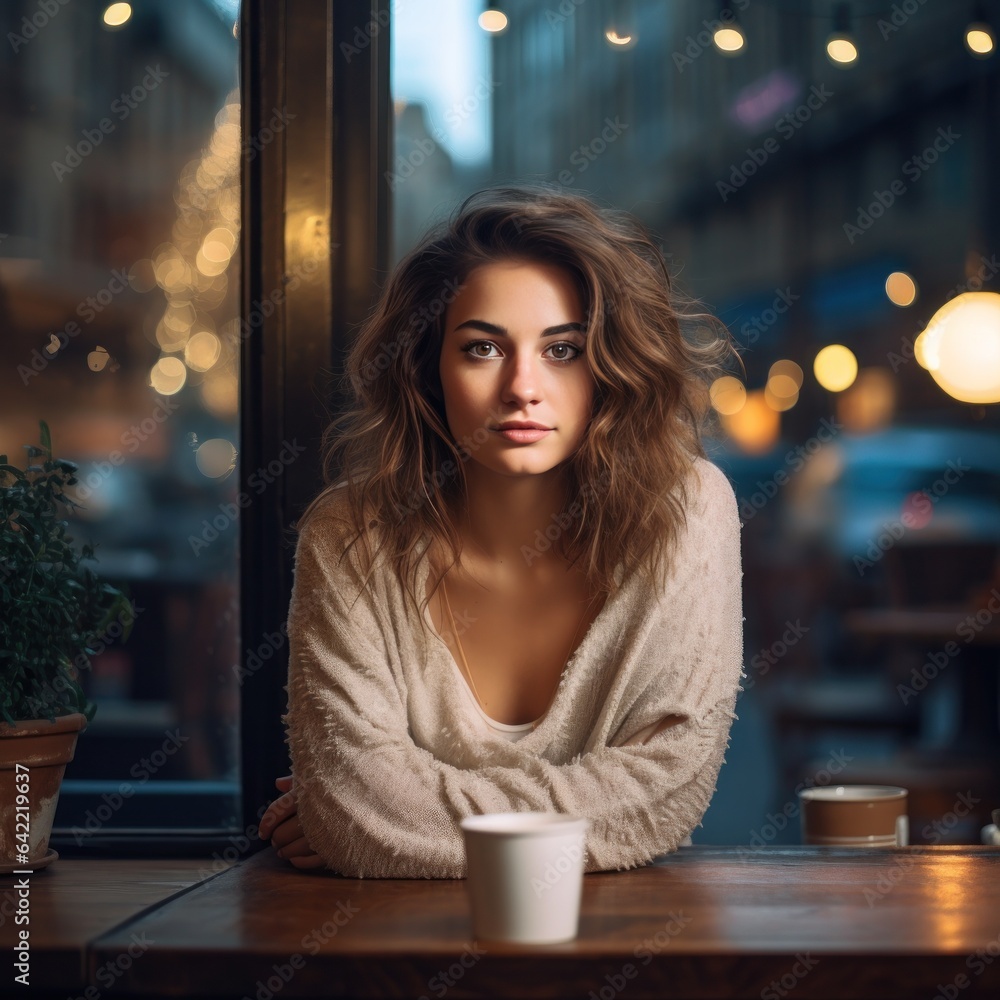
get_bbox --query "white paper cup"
[460,812,590,944]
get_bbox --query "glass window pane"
[390,1,1000,845]
[1,0,243,837]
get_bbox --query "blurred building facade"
[0,0,242,830]
[487,0,999,431]
[464,0,1000,842]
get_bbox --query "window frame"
[238,0,392,858]
[51,0,392,856]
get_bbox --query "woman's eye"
[461,341,582,363]
[548,343,580,361]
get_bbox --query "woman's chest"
[425,566,606,725]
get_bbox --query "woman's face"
[438,258,594,477]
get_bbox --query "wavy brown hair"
[294,182,735,629]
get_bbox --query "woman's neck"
[456,466,575,570]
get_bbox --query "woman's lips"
[493,427,553,443]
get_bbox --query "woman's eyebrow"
[451,319,587,338]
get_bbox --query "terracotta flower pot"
[0,712,87,870]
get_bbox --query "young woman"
[258,183,744,877]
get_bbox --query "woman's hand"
[258,774,326,869]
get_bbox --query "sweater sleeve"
[283,464,743,879]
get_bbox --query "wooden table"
[3,846,999,999]
[0,858,235,994]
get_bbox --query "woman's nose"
[500,351,540,400]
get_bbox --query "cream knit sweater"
[282,457,744,879]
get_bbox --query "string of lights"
[477,1,997,64]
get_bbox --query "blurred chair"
[784,539,1000,843]
[763,539,923,794]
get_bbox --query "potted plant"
[0,420,133,870]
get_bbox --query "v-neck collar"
[414,541,627,735]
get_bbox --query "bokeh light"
[710,375,747,415]
[886,271,917,306]
[902,491,934,529]
[836,366,897,433]
[605,30,635,46]
[195,438,238,479]
[713,26,745,52]
[102,3,132,27]
[478,10,508,32]
[719,389,780,454]
[765,363,800,411]
[150,356,188,395]
[965,24,995,56]
[813,344,858,392]
[769,359,804,388]
[827,37,858,64]
[184,331,222,372]
[920,292,1000,403]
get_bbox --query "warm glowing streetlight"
[827,2,857,65]
[605,30,636,47]
[919,292,1000,403]
[478,10,508,33]
[965,22,995,56]
[713,25,745,53]
[102,3,132,27]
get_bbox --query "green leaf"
[1,419,129,722]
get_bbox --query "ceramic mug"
[799,785,908,847]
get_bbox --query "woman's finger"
[287,853,325,870]
[259,791,296,838]
[269,816,305,852]
[276,835,311,858]
[288,853,326,870]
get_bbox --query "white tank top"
[438,575,541,742]
[449,657,540,742]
